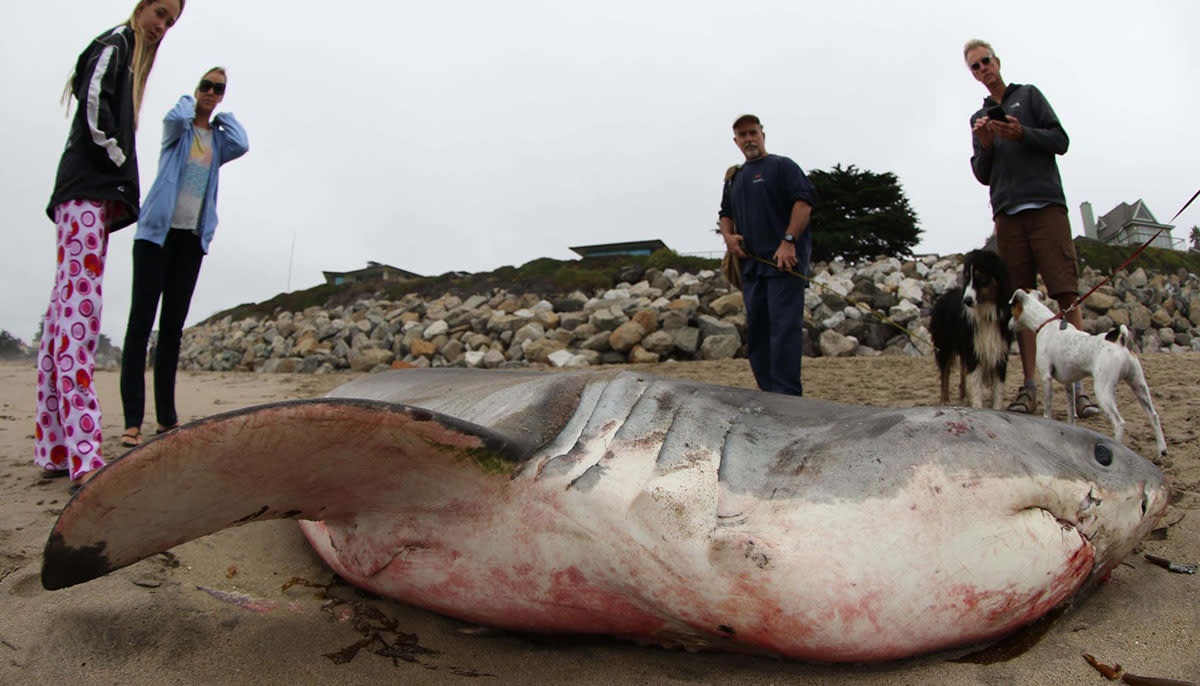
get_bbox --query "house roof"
[1097,199,1170,232]
[568,239,669,258]
[322,262,424,280]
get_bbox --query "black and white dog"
[930,250,1014,408]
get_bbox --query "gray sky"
[3,1,1198,344]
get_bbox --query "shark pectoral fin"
[42,398,521,590]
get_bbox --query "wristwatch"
[782,233,797,245]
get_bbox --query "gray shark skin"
[42,369,1168,661]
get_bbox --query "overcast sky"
[2,1,1197,344]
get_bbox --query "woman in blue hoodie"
[119,68,249,447]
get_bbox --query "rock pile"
[176,255,1200,374]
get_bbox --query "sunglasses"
[198,79,226,95]
[969,56,993,72]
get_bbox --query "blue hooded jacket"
[135,95,249,253]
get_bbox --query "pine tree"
[807,164,922,263]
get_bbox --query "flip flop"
[120,429,142,448]
[156,424,180,435]
[42,468,70,479]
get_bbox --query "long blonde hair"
[128,0,185,127]
[60,0,185,128]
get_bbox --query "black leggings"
[120,232,205,430]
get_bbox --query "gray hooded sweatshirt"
[969,83,1069,218]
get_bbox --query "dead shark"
[42,368,1168,661]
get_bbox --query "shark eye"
[1094,443,1113,467]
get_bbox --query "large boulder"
[640,330,676,356]
[696,315,738,339]
[627,345,660,364]
[589,308,623,332]
[609,321,647,353]
[409,338,437,359]
[513,322,546,347]
[1085,290,1118,313]
[523,338,567,364]
[349,346,395,372]
[670,327,701,355]
[699,334,740,360]
[1130,304,1153,332]
[632,309,659,334]
[819,330,858,357]
[709,293,744,317]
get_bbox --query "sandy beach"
[1,355,1196,685]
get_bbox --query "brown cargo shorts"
[993,204,1080,298]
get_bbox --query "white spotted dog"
[929,250,1014,408]
[1009,288,1167,456]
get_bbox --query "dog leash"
[1035,186,1200,334]
[738,251,937,351]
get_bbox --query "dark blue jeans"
[742,274,807,396]
[120,231,204,430]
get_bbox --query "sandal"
[1075,393,1101,419]
[120,428,143,447]
[156,423,180,435]
[1007,386,1037,414]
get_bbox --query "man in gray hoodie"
[965,38,1098,419]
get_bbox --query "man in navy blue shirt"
[718,114,817,395]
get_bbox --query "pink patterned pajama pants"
[34,200,111,479]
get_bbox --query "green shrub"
[552,266,609,292]
[0,330,32,359]
[1074,238,1200,275]
[645,248,720,273]
[200,251,721,326]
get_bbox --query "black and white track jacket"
[46,24,141,231]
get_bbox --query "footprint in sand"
[6,570,41,599]
[129,552,182,589]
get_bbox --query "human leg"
[34,201,110,480]
[1028,206,1080,301]
[120,239,168,439]
[1009,328,1038,412]
[153,231,205,430]
[765,276,806,396]
[34,300,68,474]
[994,213,1038,412]
[741,275,772,392]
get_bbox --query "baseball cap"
[732,114,761,130]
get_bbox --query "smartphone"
[986,106,1007,122]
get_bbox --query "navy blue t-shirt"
[719,154,817,278]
